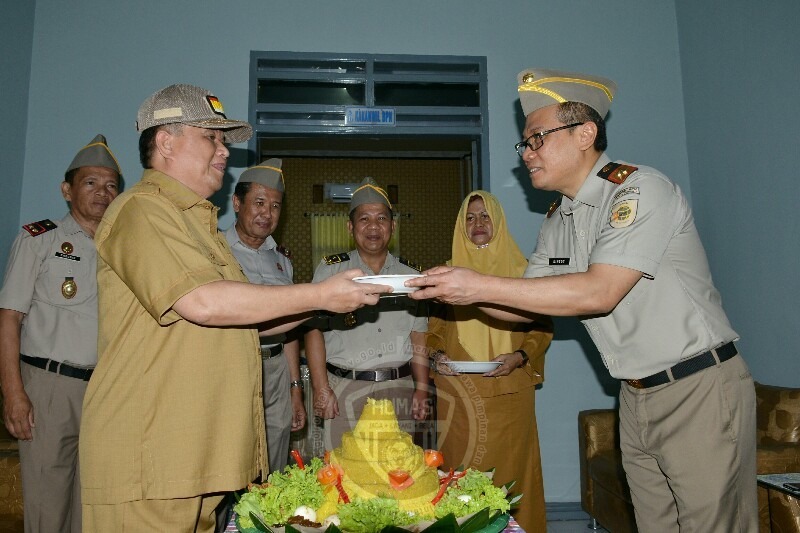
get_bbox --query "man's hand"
[3,391,34,440]
[318,269,392,313]
[290,388,306,431]
[483,351,524,377]
[405,266,484,305]
[313,384,339,420]
[430,350,459,376]
[412,388,431,421]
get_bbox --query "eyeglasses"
[514,122,583,157]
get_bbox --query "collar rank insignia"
[398,257,422,272]
[546,197,562,218]
[22,219,57,237]
[324,252,350,265]
[276,245,292,259]
[598,162,638,185]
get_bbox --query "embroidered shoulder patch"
[276,245,292,259]
[612,186,640,202]
[22,219,57,236]
[398,257,422,272]
[598,162,638,185]
[324,252,350,265]
[546,197,562,218]
[610,200,639,228]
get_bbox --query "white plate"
[352,274,423,293]
[446,361,503,374]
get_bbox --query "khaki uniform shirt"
[311,251,427,369]
[0,213,98,365]
[524,153,737,379]
[80,170,266,504]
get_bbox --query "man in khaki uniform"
[78,84,389,533]
[0,135,121,533]
[224,159,306,473]
[306,177,430,451]
[409,68,757,532]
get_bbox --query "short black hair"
[233,181,253,204]
[556,102,607,152]
[138,123,183,168]
[64,168,79,185]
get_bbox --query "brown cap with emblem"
[517,68,617,118]
[238,158,284,192]
[349,177,392,213]
[65,134,121,176]
[136,84,253,143]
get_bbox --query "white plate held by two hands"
[352,274,423,294]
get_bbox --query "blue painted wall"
[1,2,35,269]
[6,0,796,504]
[675,0,800,387]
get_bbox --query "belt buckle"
[374,369,392,381]
[626,379,645,389]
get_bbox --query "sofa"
[578,382,800,532]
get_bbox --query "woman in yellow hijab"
[426,191,552,531]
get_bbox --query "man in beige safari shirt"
[79,84,389,532]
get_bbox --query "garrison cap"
[517,68,617,118]
[349,177,392,213]
[136,83,253,143]
[238,158,284,192]
[65,134,121,176]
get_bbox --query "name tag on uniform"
[55,252,80,261]
[549,258,570,265]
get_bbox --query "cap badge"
[206,95,226,117]
[344,312,357,327]
[61,277,77,299]
[522,73,536,83]
[61,242,74,254]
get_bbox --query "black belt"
[326,362,412,382]
[625,342,738,389]
[20,354,94,381]
[260,344,283,359]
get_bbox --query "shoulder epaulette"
[546,197,561,218]
[276,245,292,259]
[398,257,423,272]
[597,162,638,185]
[324,252,350,265]
[22,219,57,236]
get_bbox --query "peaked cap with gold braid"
[238,158,284,192]
[65,134,121,177]
[517,68,617,118]
[349,177,392,213]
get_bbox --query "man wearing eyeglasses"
[408,68,757,533]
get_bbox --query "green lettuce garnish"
[234,457,326,529]
[338,497,418,533]
[433,470,511,519]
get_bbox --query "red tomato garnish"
[388,469,410,484]
[424,449,444,468]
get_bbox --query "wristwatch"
[515,350,529,368]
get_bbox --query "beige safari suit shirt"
[80,170,267,504]
[524,153,738,379]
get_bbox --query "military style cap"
[349,177,392,212]
[238,158,284,192]
[517,68,617,118]
[136,83,253,143]
[65,134,121,176]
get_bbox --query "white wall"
[17,0,690,502]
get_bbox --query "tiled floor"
[546,519,608,533]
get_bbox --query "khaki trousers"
[19,363,87,533]
[263,354,291,473]
[83,493,224,533]
[619,354,758,532]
